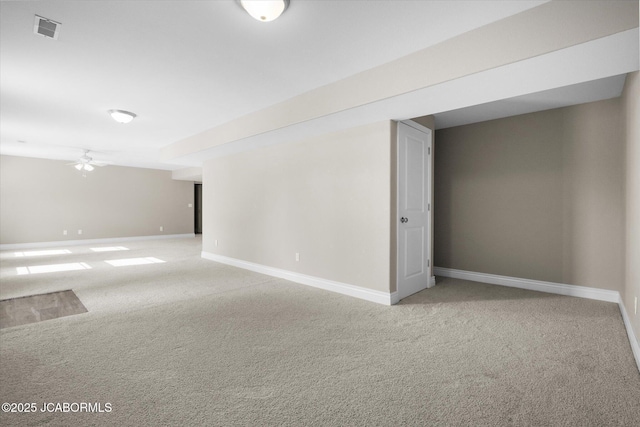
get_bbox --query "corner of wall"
[622,71,640,344]
[390,121,398,293]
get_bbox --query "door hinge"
[428,203,431,211]
[428,147,431,155]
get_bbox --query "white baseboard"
[434,266,639,373]
[202,251,395,306]
[433,267,619,303]
[390,292,400,305]
[0,233,196,251]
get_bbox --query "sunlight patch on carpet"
[91,246,129,252]
[16,262,92,275]
[13,249,72,257]
[104,257,165,267]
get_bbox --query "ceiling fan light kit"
[74,163,93,172]
[70,150,107,175]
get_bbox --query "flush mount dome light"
[239,0,289,22]
[108,109,136,124]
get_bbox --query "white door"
[397,121,433,300]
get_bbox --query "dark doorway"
[194,183,202,234]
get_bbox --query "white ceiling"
[0,0,635,170]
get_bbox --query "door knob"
[401,217,408,223]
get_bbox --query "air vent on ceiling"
[33,15,61,40]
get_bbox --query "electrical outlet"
[295,253,300,262]
[63,230,67,236]
[160,226,163,232]
[215,240,218,247]
[188,203,193,208]
[78,229,82,235]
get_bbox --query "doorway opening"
[194,183,202,234]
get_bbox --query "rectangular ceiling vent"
[33,15,61,40]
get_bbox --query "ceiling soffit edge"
[161,0,639,162]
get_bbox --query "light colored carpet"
[1,237,639,426]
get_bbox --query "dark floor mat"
[0,290,87,329]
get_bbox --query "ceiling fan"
[68,150,109,173]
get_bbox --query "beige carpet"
[1,237,639,426]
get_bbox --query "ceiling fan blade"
[89,159,112,166]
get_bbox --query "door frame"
[194,183,202,235]
[395,120,435,301]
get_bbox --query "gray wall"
[202,121,392,293]
[0,155,194,244]
[623,71,640,342]
[434,96,625,292]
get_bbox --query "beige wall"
[0,155,194,245]
[561,99,625,291]
[434,96,625,292]
[202,121,392,293]
[623,71,640,342]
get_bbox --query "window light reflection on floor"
[14,249,72,257]
[90,246,129,252]
[105,257,165,267]
[16,262,92,275]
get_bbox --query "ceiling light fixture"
[108,109,136,124]
[239,0,289,22]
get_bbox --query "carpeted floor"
[0,237,639,426]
